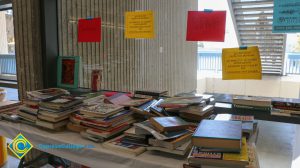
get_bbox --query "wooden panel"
[12,0,43,99]
[58,0,197,95]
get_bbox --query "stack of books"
[271,99,300,117]
[17,88,69,125]
[36,95,82,130]
[178,104,214,122]
[186,119,250,168]
[0,100,22,122]
[134,116,193,155]
[232,95,271,111]
[70,98,136,142]
[134,89,168,99]
[17,99,39,125]
[102,127,148,156]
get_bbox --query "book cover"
[149,116,190,132]
[103,135,146,156]
[192,120,242,150]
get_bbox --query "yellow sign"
[8,133,33,159]
[125,11,154,39]
[222,46,262,80]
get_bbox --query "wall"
[58,0,198,95]
[12,0,44,99]
[197,76,300,98]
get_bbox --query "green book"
[57,56,80,89]
[192,120,242,151]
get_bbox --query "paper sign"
[273,0,300,33]
[125,11,154,39]
[222,46,262,80]
[78,18,101,42]
[186,11,226,41]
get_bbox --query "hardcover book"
[149,116,190,132]
[103,135,146,156]
[188,137,249,168]
[192,120,242,151]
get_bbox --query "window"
[197,0,238,77]
[197,0,297,77]
[0,9,16,81]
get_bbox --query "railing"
[197,51,300,75]
[0,54,16,75]
[197,51,222,73]
[284,53,300,75]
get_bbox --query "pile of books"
[0,100,22,122]
[70,96,136,142]
[138,117,194,155]
[37,95,82,130]
[17,88,69,125]
[271,99,300,117]
[187,119,250,168]
[158,96,214,122]
[232,95,271,111]
[102,126,148,156]
[134,90,168,99]
[103,116,194,156]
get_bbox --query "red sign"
[186,11,226,42]
[78,18,101,42]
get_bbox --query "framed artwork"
[57,56,80,89]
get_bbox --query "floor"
[1,88,300,168]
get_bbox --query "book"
[80,131,105,142]
[103,135,146,156]
[149,99,166,117]
[86,123,131,138]
[124,127,146,139]
[19,105,39,115]
[36,119,69,130]
[17,110,37,121]
[71,110,133,128]
[67,122,87,132]
[192,120,242,151]
[215,114,254,122]
[134,120,191,140]
[134,90,168,97]
[121,135,148,147]
[79,101,124,118]
[149,116,190,132]
[39,95,82,110]
[147,140,192,156]
[38,114,70,123]
[157,97,203,108]
[233,95,271,107]
[148,132,192,150]
[27,88,69,101]
[179,105,214,122]
[188,137,249,168]
[129,99,158,117]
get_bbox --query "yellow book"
[223,137,249,162]
[0,136,7,167]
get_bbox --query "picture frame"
[57,56,80,89]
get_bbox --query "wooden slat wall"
[12,0,43,99]
[58,0,197,95]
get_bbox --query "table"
[0,120,188,168]
[206,93,300,124]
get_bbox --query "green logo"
[8,133,33,159]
